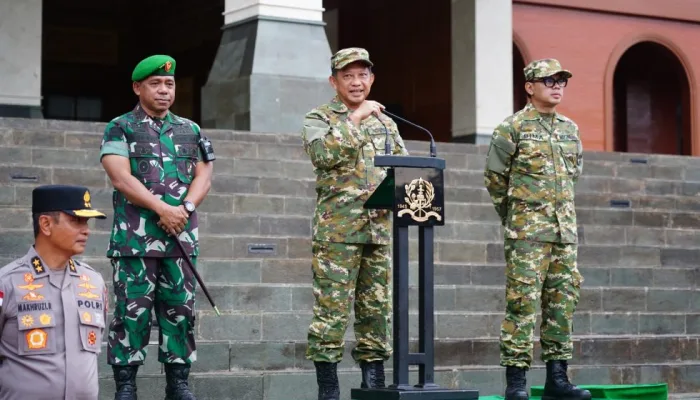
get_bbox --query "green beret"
[131,55,176,82]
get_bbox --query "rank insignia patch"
[31,257,44,274]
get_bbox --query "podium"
[352,154,479,400]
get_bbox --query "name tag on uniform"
[555,134,578,141]
[521,133,545,141]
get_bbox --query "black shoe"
[164,364,196,400]
[113,365,139,400]
[314,361,340,400]
[542,360,592,400]
[504,366,529,400]
[360,360,386,388]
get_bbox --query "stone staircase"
[0,117,699,399]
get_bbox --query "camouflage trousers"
[107,257,197,366]
[306,241,393,363]
[500,239,583,369]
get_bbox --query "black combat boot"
[164,364,196,400]
[504,366,529,400]
[542,360,592,400]
[113,365,139,400]
[314,361,340,400]
[360,360,386,388]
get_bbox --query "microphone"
[374,114,393,155]
[382,110,437,157]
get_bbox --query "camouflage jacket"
[301,96,409,244]
[99,104,202,258]
[484,102,583,244]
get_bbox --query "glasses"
[532,77,568,88]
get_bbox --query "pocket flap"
[129,142,159,157]
[493,135,517,155]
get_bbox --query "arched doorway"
[513,42,528,112]
[613,41,691,155]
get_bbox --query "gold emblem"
[164,61,172,72]
[39,314,51,325]
[21,315,34,328]
[83,191,91,208]
[78,291,100,299]
[23,292,45,301]
[88,330,97,346]
[32,257,44,274]
[397,177,443,222]
[26,329,47,349]
[18,273,43,291]
[78,274,97,290]
[83,312,92,323]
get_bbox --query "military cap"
[523,58,572,81]
[331,47,374,71]
[32,185,106,219]
[131,54,176,82]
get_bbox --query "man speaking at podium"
[300,47,409,400]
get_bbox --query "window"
[45,95,102,121]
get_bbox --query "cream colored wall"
[0,0,42,107]
[451,0,513,143]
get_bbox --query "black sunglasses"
[532,76,568,88]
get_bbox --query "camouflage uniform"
[484,59,584,370]
[301,50,409,365]
[100,103,203,366]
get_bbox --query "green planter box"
[479,383,668,400]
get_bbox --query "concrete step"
[4,121,700,180]
[91,360,700,399]
[5,177,700,218]
[95,336,700,373]
[5,148,700,196]
[4,141,700,189]
[2,224,700,269]
[3,117,700,167]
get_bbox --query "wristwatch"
[183,200,195,215]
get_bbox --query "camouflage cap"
[523,58,572,81]
[330,47,374,71]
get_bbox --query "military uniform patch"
[31,257,44,274]
[26,329,47,350]
[83,312,92,323]
[21,315,34,328]
[18,273,43,291]
[39,313,51,325]
[88,331,97,346]
[69,259,77,274]
[23,292,44,301]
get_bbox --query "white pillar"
[202,0,333,131]
[451,0,513,143]
[0,0,42,117]
[223,0,324,25]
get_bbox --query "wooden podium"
[352,154,479,400]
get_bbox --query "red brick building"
[513,0,699,155]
